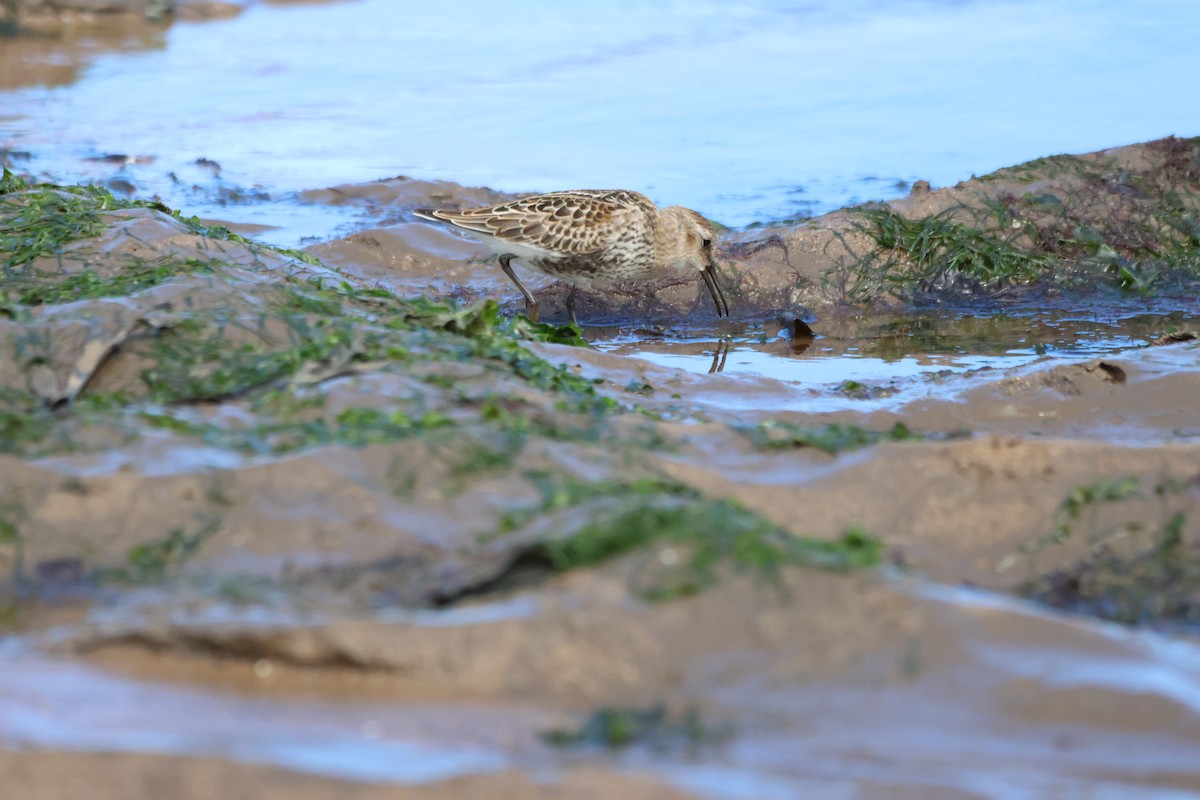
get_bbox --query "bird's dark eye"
[702,238,712,248]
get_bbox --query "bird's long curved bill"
[701,262,730,318]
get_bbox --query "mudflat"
[2,130,1200,798]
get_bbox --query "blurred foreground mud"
[2,140,1200,798]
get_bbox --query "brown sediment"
[0,2,259,91]
[303,137,1200,325]
[2,140,1200,797]
[0,16,165,90]
[0,750,701,800]
[2,0,248,28]
[303,178,519,296]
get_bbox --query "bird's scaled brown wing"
[428,191,650,256]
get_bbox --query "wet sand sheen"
[2,2,1200,791]
[0,137,1198,799]
[6,580,1200,797]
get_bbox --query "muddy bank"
[306,138,1200,326]
[2,140,1200,798]
[0,0,291,93]
[0,750,702,800]
[2,0,259,30]
[8,578,1200,798]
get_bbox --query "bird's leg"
[499,254,539,322]
[565,285,579,326]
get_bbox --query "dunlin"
[414,190,729,323]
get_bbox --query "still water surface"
[2,0,1198,241]
[595,305,1199,409]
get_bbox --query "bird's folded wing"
[427,191,645,256]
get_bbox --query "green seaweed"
[541,704,728,750]
[139,403,453,455]
[845,205,1050,302]
[1017,475,1200,629]
[1,170,169,271]
[140,312,377,404]
[181,217,324,267]
[495,475,882,600]
[0,407,59,454]
[7,260,216,306]
[1018,476,1143,554]
[97,520,221,584]
[0,170,324,272]
[741,420,920,455]
[839,139,1200,305]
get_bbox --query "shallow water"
[593,306,1200,407]
[2,0,1199,243]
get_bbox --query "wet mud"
[2,0,258,33]
[2,135,1200,798]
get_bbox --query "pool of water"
[593,306,1199,399]
[2,0,1198,244]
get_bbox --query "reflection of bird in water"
[414,190,729,324]
[789,335,813,356]
[708,338,731,374]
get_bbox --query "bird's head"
[661,206,729,317]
